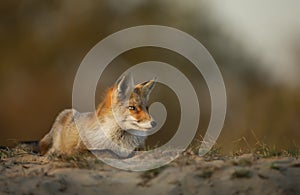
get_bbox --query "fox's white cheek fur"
[119,115,142,130]
[136,121,153,129]
[127,115,156,130]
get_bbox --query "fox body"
[39,75,156,157]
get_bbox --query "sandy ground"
[1,147,300,195]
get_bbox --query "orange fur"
[96,87,114,117]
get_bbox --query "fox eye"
[128,106,136,111]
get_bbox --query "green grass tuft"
[232,169,252,178]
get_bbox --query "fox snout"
[151,121,157,128]
[135,117,157,130]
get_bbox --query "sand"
[1,147,300,195]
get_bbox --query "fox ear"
[115,74,134,100]
[140,77,157,97]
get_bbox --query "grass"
[47,151,101,169]
[1,131,298,171]
[232,137,252,156]
[138,167,166,186]
[182,131,299,163]
[233,158,252,167]
[0,143,37,161]
[231,130,299,159]
[254,143,282,157]
[197,169,213,179]
[190,130,299,160]
[285,143,299,158]
[0,147,14,160]
[232,169,252,178]
[188,136,223,161]
[270,162,281,170]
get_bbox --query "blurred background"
[0,0,299,153]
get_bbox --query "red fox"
[39,74,157,157]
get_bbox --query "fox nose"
[151,121,157,128]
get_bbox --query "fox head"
[111,74,157,132]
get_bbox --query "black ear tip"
[116,75,125,84]
[117,73,133,84]
[150,77,158,85]
[124,73,133,79]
